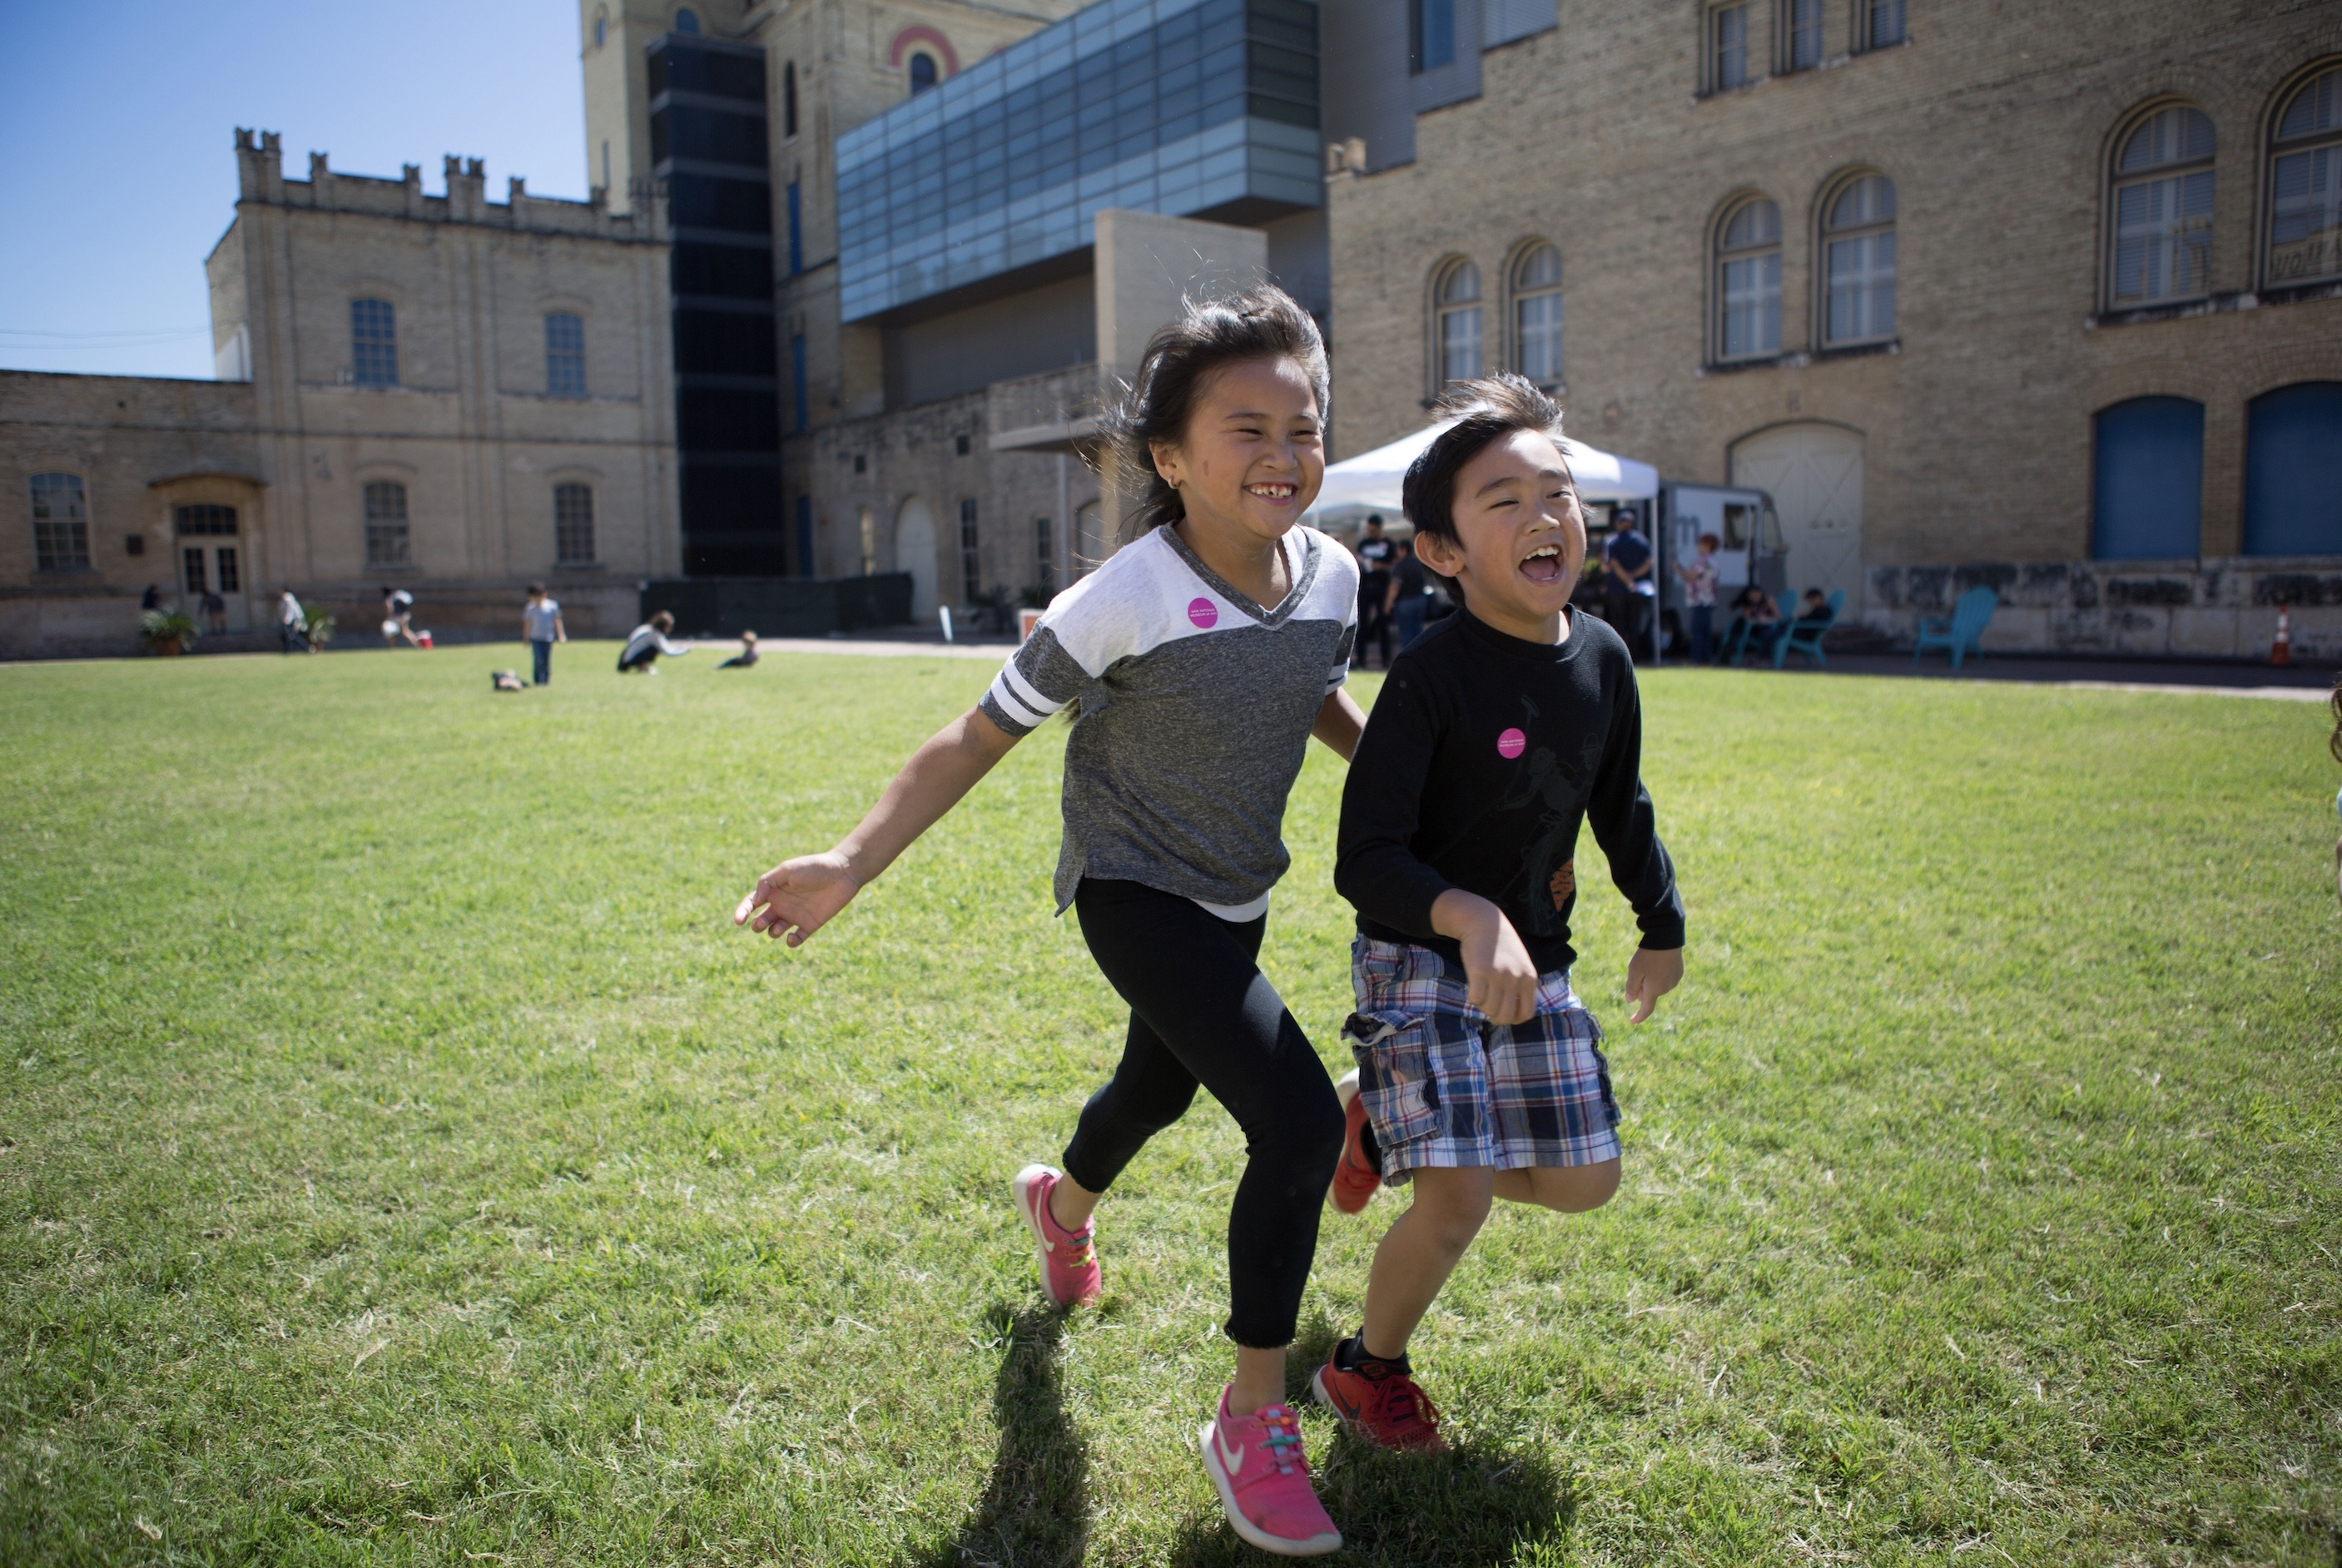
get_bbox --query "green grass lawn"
[1,643,2335,1566]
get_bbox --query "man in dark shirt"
[1355,514,1395,667]
[1602,509,1655,657]
[1310,374,1684,1455]
[1384,538,1432,652]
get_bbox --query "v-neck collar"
[1161,523,1319,629]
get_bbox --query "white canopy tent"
[1307,419,1660,517]
[1309,418,1667,664]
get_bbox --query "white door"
[1730,424,1865,610]
[176,535,251,631]
[894,499,937,622]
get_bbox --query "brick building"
[0,132,674,658]
[1321,0,2342,657]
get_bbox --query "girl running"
[735,286,1362,1556]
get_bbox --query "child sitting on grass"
[1313,375,1685,1451]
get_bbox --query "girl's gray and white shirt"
[980,523,1358,919]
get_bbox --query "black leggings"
[1061,878,1345,1349]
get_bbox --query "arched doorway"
[895,498,937,620]
[1729,423,1865,609]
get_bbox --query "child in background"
[1674,532,1719,662]
[522,583,565,686]
[617,612,688,673]
[717,631,761,669]
[1317,375,1685,1451]
[736,288,1364,1556]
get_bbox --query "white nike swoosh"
[1217,1435,1245,1473]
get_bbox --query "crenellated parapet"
[230,128,663,241]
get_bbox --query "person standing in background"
[1385,536,1433,653]
[277,587,305,654]
[522,584,566,686]
[1355,515,1395,668]
[382,585,420,648]
[141,584,162,612]
[1603,509,1655,657]
[1674,532,1719,663]
[201,586,227,636]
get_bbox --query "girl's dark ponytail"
[1099,285,1329,543]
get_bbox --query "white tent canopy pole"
[1306,418,1660,517]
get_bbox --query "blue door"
[2244,382,2342,558]
[2091,396,2202,559]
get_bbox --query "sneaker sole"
[1196,1419,1342,1557]
[1326,1069,1377,1214]
[1010,1164,1095,1310]
[1311,1364,1448,1454]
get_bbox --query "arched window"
[1823,175,1896,344]
[909,52,939,92]
[363,480,410,567]
[545,313,586,397]
[1435,260,1482,385]
[2107,106,2214,306]
[783,61,799,137]
[2091,397,2202,559]
[673,7,700,34]
[1715,198,1781,360]
[350,298,397,387]
[1511,244,1564,386]
[2267,67,2342,288]
[554,484,597,565]
[2243,382,2342,556]
[28,472,89,572]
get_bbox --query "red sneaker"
[1312,1345,1447,1452]
[1197,1385,1342,1556]
[1010,1164,1101,1308]
[1326,1069,1380,1214]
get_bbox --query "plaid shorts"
[1345,936,1620,1183]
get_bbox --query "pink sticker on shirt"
[1496,727,1526,759]
[1187,597,1218,629]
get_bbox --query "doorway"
[174,504,250,632]
[895,498,937,621]
[1729,423,1865,610]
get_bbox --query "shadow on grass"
[920,1303,1089,1568]
[1164,1317,1580,1566]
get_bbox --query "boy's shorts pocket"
[1343,1009,1491,1179]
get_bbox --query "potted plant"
[301,607,337,653]
[139,608,200,657]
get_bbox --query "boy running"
[1314,375,1685,1451]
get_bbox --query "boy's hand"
[734,851,861,946]
[1431,889,1541,1025]
[1622,946,1684,1024]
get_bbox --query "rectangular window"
[1825,232,1897,341]
[546,313,587,397]
[1439,305,1481,384]
[364,480,412,567]
[28,472,90,571]
[2114,171,2214,303]
[215,546,241,593]
[173,504,238,536]
[183,546,207,596]
[960,498,980,602]
[791,333,809,432]
[1720,253,1782,357]
[787,181,803,275]
[1711,3,1749,90]
[554,484,597,564]
[351,298,398,387]
[1867,0,1904,47]
[1410,0,1455,73]
[783,61,799,137]
[2265,146,2340,286]
[1035,514,1056,594]
[1786,0,1821,68]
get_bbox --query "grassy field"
[0,641,2335,1567]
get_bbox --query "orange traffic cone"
[2270,603,2292,667]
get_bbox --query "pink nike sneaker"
[1196,1385,1342,1557]
[1010,1164,1101,1308]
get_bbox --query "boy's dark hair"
[1400,374,1569,592]
[1101,285,1329,542]
[526,582,545,596]
[650,610,675,633]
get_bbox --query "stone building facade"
[1322,0,2342,657]
[1,131,674,659]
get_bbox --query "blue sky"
[0,1,591,380]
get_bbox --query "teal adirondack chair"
[1913,586,1997,669]
[1771,590,1844,668]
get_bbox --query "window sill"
[553,562,604,573]
[31,564,99,578]
[1699,353,1789,376]
[1814,337,1898,362]
[2085,280,2342,330]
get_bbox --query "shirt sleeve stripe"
[986,672,1054,730]
[1000,661,1064,721]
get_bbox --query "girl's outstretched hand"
[735,851,861,946]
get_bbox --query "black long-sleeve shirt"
[1336,606,1685,975]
